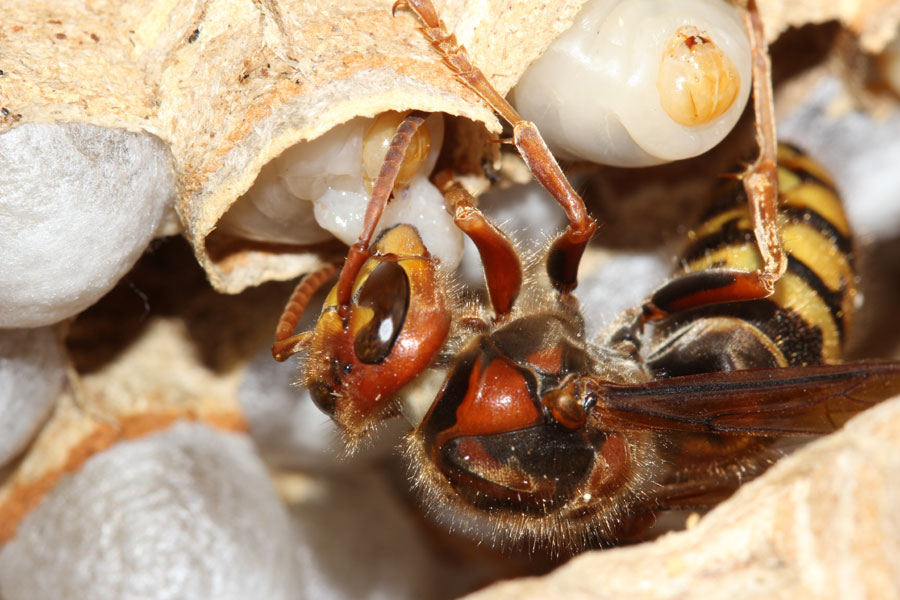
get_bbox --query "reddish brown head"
[304,224,451,441]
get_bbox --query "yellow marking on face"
[348,304,375,334]
[373,224,429,256]
[309,308,345,351]
[320,258,381,309]
[351,258,381,297]
[323,285,339,308]
[321,224,432,310]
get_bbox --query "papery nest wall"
[4,0,898,292]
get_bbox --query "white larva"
[217,112,465,272]
[509,0,752,167]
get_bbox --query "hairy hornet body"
[272,0,900,550]
[403,146,900,547]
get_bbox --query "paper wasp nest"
[2,1,900,599]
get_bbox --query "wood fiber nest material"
[1,0,588,293]
[2,0,897,293]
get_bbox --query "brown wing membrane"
[596,361,900,435]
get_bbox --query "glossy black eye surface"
[353,261,410,364]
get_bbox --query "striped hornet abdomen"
[646,144,854,375]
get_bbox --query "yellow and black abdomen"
[647,145,855,376]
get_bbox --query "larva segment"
[508,0,752,167]
[362,111,433,193]
[657,26,741,127]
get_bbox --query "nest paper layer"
[2,0,898,292]
[0,0,589,292]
